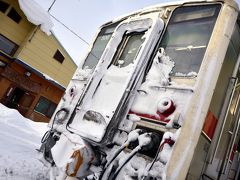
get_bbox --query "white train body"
[40,0,240,179]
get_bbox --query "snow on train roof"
[18,0,53,35]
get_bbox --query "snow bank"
[0,104,49,179]
[18,0,53,35]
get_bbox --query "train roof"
[102,0,239,27]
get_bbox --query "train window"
[112,32,145,67]
[83,22,119,69]
[160,4,221,76]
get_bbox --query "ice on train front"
[39,2,226,180]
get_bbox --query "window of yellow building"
[53,49,65,63]
[0,34,19,55]
[7,8,22,23]
[35,96,57,118]
[0,1,9,13]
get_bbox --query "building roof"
[15,58,66,90]
[17,0,77,67]
[0,51,65,91]
[18,0,53,35]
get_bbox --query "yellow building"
[0,0,77,122]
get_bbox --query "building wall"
[0,57,64,122]
[0,0,77,122]
[26,71,64,123]
[0,0,77,88]
[0,0,34,46]
[0,56,11,98]
[18,30,77,87]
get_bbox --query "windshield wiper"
[175,45,206,51]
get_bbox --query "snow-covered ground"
[0,104,49,180]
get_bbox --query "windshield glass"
[112,32,145,67]
[83,22,119,69]
[160,4,221,76]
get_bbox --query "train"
[39,0,240,179]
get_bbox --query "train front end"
[39,0,239,179]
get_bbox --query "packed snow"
[0,104,49,180]
[18,0,53,35]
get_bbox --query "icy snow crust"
[18,0,53,35]
[0,103,48,179]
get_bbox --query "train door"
[208,80,240,180]
[215,83,240,180]
[188,21,240,180]
[206,22,240,180]
[201,80,240,180]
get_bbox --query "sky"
[35,0,173,65]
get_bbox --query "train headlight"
[54,108,69,124]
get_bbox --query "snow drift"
[0,104,49,179]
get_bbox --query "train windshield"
[83,23,119,69]
[160,4,221,76]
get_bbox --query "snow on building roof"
[18,0,53,35]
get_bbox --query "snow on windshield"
[68,14,164,142]
[18,0,53,35]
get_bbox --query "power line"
[47,1,100,61]
[47,0,90,46]
[48,0,56,12]
[50,14,90,46]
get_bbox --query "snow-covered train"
[40,0,240,179]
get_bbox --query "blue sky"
[35,0,174,65]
